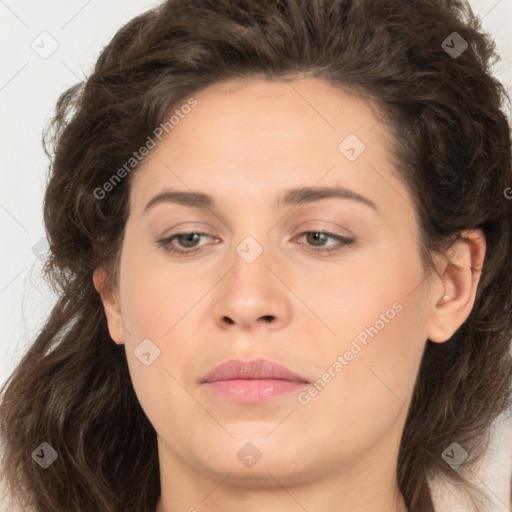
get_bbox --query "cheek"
[299,239,426,343]
[294,296,427,465]
[116,245,214,420]
[300,244,428,420]
[118,244,196,341]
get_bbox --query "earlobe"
[93,267,125,345]
[426,229,486,344]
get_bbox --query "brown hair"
[1,0,511,511]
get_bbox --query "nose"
[211,241,292,333]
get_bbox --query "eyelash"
[156,229,356,257]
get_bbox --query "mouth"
[200,358,310,404]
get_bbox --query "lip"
[201,358,310,403]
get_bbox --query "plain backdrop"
[1,0,511,395]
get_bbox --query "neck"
[154,428,410,512]
[156,483,409,512]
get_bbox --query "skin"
[93,76,485,512]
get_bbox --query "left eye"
[295,231,355,254]
[156,230,355,256]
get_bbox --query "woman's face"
[96,77,460,505]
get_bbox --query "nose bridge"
[210,227,290,329]
[222,196,274,275]
[227,232,273,296]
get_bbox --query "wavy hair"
[1,0,511,511]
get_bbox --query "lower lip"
[203,379,308,403]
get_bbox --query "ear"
[426,229,486,343]
[93,267,125,345]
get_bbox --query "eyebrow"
[143,186,379,214]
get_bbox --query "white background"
[1,0,511,390]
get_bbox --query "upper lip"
[201,358,310,383]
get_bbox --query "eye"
[294,230,356,255]
[156,230,214,256]
[156,229,355,257]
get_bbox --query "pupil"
[181,233,199,248]
[309,233,325,246]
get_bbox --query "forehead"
[128,76,413,227]
[192,76,383,136]
[132,76,387,174]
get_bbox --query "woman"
[1,0,511,511]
